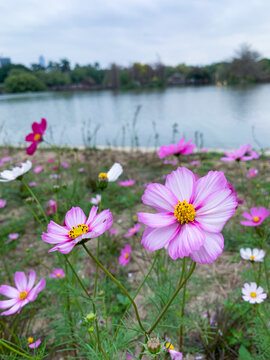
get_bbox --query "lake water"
[0,84,270,149]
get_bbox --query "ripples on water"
[0,84,270,148]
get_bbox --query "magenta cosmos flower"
[0,270,46,316]
[241,207,269,226]
[0,199,6,208]
[125,223,141,238]
[49,268,65,278]
[42,206,113,254]
[158,138,195,159]
[25,118,47,156]
[119,245,132,266]
[118,179,135,187]
[221,144,259,162]
[28,337,41,349]
[137,167,237,263]
[246,168,258,178]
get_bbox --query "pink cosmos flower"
[119,245,132,266]
[3,149,9,154]
[49,269,65,278]
[164,160,178,166]
[6,233,19,244]
[138,167,237,263]
[52,165,58,171]
[90,194,101,205]
[33,166,43,174]
[241,207,269,226]
[46,200,56,215]
[47,158,55,163]
[164,343,183,360]
[28,337,41,349]
[0,156,12,164]
[109,228,119,235]
[221,144,259,162]
[158,138,195,159]
[78,168,84,172]
[246,169,258,178]
[42,206,113,254]
[118,180,135,187]
[61,162,69,168]
[25,118,47,156]
[190,160,200,166]
[0,270,46,316]
[201,148,208,153]
[28,182,37,187]
[0,199,6,208]
[125,223,141,238]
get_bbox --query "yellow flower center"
[56,273,61,277]
[165,343,175,350]
[253,216,260,223]
[19,291,28,300]
[124,253,129,259]
[27,337,34,344]
[98,172,108,180]
[68,224,89,239]
[250,255,255,260]
[174,200,196,224]
[250,292,257,298]
[34,134,41,141]
[130,228,136,233]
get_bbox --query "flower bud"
[87,326,94,333]
[86,313,96,323]
[147,338,161,354]
[25,197,34,204]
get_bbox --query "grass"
[0,146,269,359]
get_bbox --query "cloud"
[1,0,270,66]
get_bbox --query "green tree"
[3,73,46,93]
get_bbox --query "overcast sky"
[1,0,270,68]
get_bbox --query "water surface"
[0,85,270,148]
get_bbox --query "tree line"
[1,44,270,93]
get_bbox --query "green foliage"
[3,72,46,93]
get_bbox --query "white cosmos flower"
[240,248,265,262]
[0,160,32,182]
[242,282,267,304]
[107,163,123,181]
[90,194,101,205]
[98,163,123,182]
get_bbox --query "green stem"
[82,244,146,333]
[179,280,187,351]
[64,256,93,304]
[26,204,46,231]
[92,331,109,360]
[148,260,195,335]
[21,179,48,224]
[0,339,35,359]
[256,306,270,340]
[263,258,269,293]
[113,251,159,340]
[93,238,100,344]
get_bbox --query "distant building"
[167,72,185,85]
[39,55,45,68]
[0,57,11,67]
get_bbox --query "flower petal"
[195,189,237,233]
[47,221,69,236]
[65,207,87,228]
[142,183,178,212]
[190,232,224,264]
[27,278,46,301]
[0,298,18,309]
[48,240,76,254]
[168,222,205,259]
[141,223,179,251]
[165,167,195,203]
[14,272,27,292]
[193,171,228,208]
[41,232,68,244]
[86,206,98,225]
[87,209,113,238]
[137,212,176,228]
[27,270,36,291]
[0,285,19,298]
[0,302,22,316]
